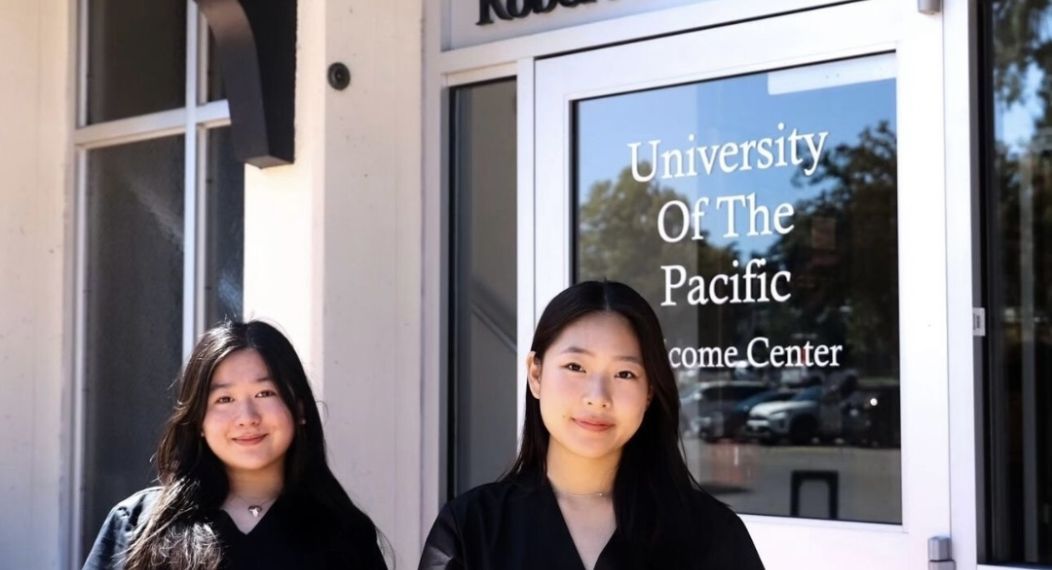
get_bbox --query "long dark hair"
[124,321,381,569]
[505,281,698,561]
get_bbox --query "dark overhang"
[196,0,297,168]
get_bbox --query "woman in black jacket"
[420,281,765,570]
[84,321,387,570]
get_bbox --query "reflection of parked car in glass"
[679,381,769,437]
[776,367,825,388]
[694,388,795,442]
[816,370,859,442]
[843,386,900,448]
[678,383,705,432]
[776,366,859,389]
[744,386,824,444]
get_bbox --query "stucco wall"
[244,0,424,566]
[0,0,72,567]
[321,0,425,564]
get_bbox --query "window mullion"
[197,11,211,106]
[195,127,209,334]
[69,149,89,570]
[76,0,88,128]
[182,0,200,358]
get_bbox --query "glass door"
[531,0,950,567]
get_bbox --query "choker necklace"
[558,490,611,498]
[552,486,612,498]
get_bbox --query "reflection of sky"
[996,13,1052,154]
[997,63,1044,154]
[576,62,896,259]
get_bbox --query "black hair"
[124,320,383,569]
[504,280,699,562]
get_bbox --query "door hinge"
[929,536,955,570]
[918,0,941,14]
[973,308,986,337]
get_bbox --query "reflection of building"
[0,1,1047,569]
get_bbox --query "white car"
[679,380,769,437]
[743,386,823,444]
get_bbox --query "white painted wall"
[0,0,72,568]
[320,0,424,564]
[243,0,424,566]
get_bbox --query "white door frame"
[423,0,974,553]
[530,0,951,567]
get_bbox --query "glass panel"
[203,127,243,326]
[451,80,518,496]
[82,136,185,557]
[574,55,900,523]
[87,0,187,123]
[985,0,1052,563]
[206,31,227,103]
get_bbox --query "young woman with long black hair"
[84,321,387,570]
[420,280,765,569]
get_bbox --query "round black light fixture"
[328,63,351,90]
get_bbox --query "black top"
[419,476,765,570]
[83,487,386,570]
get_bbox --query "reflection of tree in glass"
[766,121,899,376]
[989,0,1052,327]
[577,165,742,349]
[578,124,900,379]
[987,6,1052,561]
[992,0,1052,109]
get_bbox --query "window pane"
[451,80,518,497]
[87,0,186,123]
[985,0,1052,563]
[206,31,226,103]
[82,136,185,557]
[203,127,243,326]
[575,55,901,523]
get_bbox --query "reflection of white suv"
[779,367,858,389]
[744,386,823,444]
[778,367,824,387]
[679,380,768,437]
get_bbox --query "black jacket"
[83,488,387,570]
[82,488,160,570]
[419,476,766,570]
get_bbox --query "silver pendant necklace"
[230,495,277,518]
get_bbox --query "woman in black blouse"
[84,321,387,570]
[420,281,765,569]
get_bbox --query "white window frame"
[69,1,233,566]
